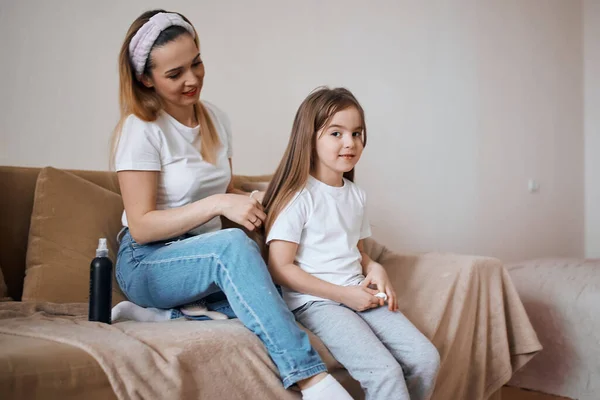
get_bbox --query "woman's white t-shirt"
[266,176,372,311]
[114,101,232,236]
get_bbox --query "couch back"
[0,166,271,301]
[0,166,120,301]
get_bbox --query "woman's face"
[143,33,204,110]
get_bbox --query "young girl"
[263,87,440,400]
[109,10,353,399]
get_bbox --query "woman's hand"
[339,285,382,312]
[251,191,266,204]
[219,194,266,231]
[361,262,398,311]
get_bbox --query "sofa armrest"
[363,238,541,399]
[362,237,504,300]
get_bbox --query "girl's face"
[313,106,365,185]
[142,33,204,112]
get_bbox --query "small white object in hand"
[375,292,388,301]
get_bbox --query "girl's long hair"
[262,87,367,236]
[109,9,220,169]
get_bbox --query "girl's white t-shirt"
[266,176,372,311]
[115,101,232,236]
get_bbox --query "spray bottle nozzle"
[96,238,109,257]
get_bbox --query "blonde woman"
[110,10,351,399]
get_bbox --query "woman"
[109,9,352,399]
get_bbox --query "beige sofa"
[0,166,543,400]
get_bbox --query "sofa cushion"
[22,167,126,305]
[0,334,115,400]
[0,318,346,400]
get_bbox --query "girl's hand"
[361,262,398,311]
[219,194,266,231]
[339,285,382,312]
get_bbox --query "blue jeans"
[115,227,326,388]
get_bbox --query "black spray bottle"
[88,238,112,324]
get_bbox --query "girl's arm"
[357,240,398,311]
[268,240,381,311]
[268,240,345,301]
[119,170,265,244]
[358,240,378,274]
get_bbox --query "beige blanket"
[507,258,600,400]
[0,241,541,400]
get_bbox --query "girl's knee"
[379,361,405,382]
[421,341,441,376]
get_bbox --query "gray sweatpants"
[294,301,440,400]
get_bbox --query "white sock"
[111,301,172,322]
[180,304,228,320]
[301,374,353,400]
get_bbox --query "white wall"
[0,0,585,262]
[585,0,600,258]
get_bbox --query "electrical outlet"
[528,179,540,193]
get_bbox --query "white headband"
[128,12,195,80]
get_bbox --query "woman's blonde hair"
[262,87,367,236]
[109,9,220,169]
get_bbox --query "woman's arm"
[119,170,265,244]
[268,240,381,311]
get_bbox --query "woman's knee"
[222,227,248,241]
[220,228,264,265]
[221,228,258,249]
